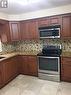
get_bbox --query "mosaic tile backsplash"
[2,39,71,53]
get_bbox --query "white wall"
[0,4,71,20]
[8,4,71,21]
[0,12,8,20]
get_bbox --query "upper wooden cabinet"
[0,19,7,25]
[0,13,71,42]
[9,22,21,41]
[49,16,62,25]
[27,20,39,39]
[38,18,49,27]
[20,20,39,40]
[38,16,62,27]
[1,22,11,43]
[61,15,71,38]
[0,21,21,43]
[20,21,29,40]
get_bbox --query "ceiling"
[0,0,71,14]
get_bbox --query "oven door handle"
[38,56,59,59]
[46,74,58,76]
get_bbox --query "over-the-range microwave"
[38,25,61,38]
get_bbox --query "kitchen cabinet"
[0,19,7,25]
[61,57,71,82]
[28,56,38,76]
[19,55,38,76]
[0,63,3,88]
[0,13,71,42]
[20,20,39,40]
[49,16,62,25]
[9,21,21,41]
[61,15,71,38]
[1,22,11,43]
[0,55,38,88]
[20,21,29,40]
[0,21,21,43]
[20,56,29,75]
[38,18,49,27]
[2,56,19,84]
[27,20,39,39]
[38,16,62,27]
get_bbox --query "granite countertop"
[61,51,71,57]
[0,51,71,62]
[0,51,39,61]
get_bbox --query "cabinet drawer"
[61,57,71,64]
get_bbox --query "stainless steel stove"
[37,45,62,82]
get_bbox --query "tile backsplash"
[2,39,71,53]
[2,43,16,53]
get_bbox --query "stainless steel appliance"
[39,25,60,38]
[37,45,62,82]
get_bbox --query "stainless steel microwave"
[39,25,60,38]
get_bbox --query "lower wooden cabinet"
[20,56,29,75]
[1,55,71,88]
[61,57,71,82]
[28,56,38,76]
[0,63,3,88]
[0,55,38,88]
[19,55,38,76]
[1,56,19,85]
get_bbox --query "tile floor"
[0,75,71,95]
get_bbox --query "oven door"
[38,56,60,75]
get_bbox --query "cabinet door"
[61,15,71,38]
[49,16,62,25]
[28,56,38,76]
[20,21,30,40]
[0,64,3,88]
[3,57,18,84]
[9,22,21,41]
[1,22,11,43]
[20,20,39,40]
[20,56,38,76]
[20,56,29,75]
[38,18,49,27]
[28,20,39,39]
[61,57,71,82]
